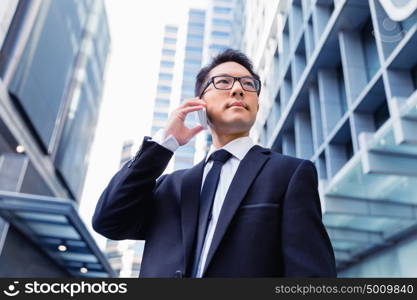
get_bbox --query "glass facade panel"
[212,18,232,26]
[9,0,86,149]
[0,0,19,49]
[211,31,230,38]
[165,26,177,33]
[213,7,232,14]
[55,83,96,197]
[162,49,175,56]
[155,98,170,106]
[157,86,171,93]
[163,37,176,44]
[161,61,174,68]
[153,112,168,120]
[55,1,109,198]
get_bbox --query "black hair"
[194,48,261,97]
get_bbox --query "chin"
[218,119,252,134]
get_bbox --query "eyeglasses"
[199,75,261,98]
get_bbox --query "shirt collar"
[205,136,255,163]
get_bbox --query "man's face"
[201,61,259,135]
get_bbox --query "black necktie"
[190,149,232,277]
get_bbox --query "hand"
[164,97,207,146]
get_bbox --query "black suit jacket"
[92,137,336,277]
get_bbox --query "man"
[92,49,336,278]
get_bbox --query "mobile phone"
[196,96,208,129]
[197,107,208,129]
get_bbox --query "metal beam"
[359,132,417,176]
[393,117,417,144]
[324,194,417,219]
[334,250,355,262]
[326,226,385,244]
[389,93,417,144]
[361,148,417,177]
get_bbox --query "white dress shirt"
[151,129,255,277]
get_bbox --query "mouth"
[227,101,248,110]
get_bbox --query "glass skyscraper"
[151,25,179,137]
[204,0,239,61]
[0,0,113,277]
[197,0,245,158]
[173,9,207,171]
[244,0,417,277]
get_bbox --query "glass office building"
[196,0,245,158]
[246,0,417,276]
[173,9,207,170]
[151,25,178,137]
[204,0,237,60]
[0,0,114,277]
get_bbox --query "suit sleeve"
[281,160,337,277]
[92,137,173,240]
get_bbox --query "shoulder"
[256,145,315,175]
[156,168,187,185]
[256,145,305,166]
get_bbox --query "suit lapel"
[180,158,205,275]
[202,145,271,275]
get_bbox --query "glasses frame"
[199,75,261,98]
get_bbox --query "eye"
[241,79,255,87]
[214,77,232,85]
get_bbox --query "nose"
[230,79,244,97]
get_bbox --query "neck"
[211,130,249,148]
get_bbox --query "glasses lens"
[213,76,234,89]
[240,77,258,92]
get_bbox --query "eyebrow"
[212,73,253,78]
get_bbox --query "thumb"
[189,124,204,137]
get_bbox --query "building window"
[157,86,171,93]
[182,85,195,95]
[159,73,173,80]
[8,0,85,149]
[155,98,170,106]
[213,7,232,14]
[189,10,205,19]
[212,18,232,26]
[184,59,201,67]
[189,23,204,30]
[151,126,163,135]
[183,72,196,81]
[161,61,174,68]
[211,31,230,38]
[163,37,176,44]
[165,26,177,33]
[187,34,203,41]
[153,112,168,120]
[185,46,203,52]
[162,49,175,56]
[209,44,227,51]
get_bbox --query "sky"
[79,0,207,249]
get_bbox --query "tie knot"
[209,149,232,164]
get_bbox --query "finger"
[189,125,204,136]
[179,98,205,108]
[179,105,205,116]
